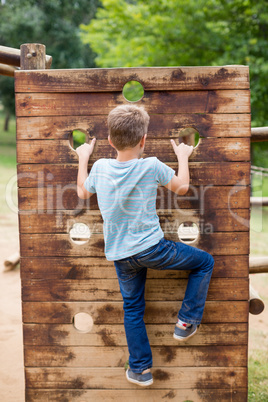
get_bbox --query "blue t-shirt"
[84,157,175,261]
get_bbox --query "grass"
[252,174,268,198]
[0,111,16,168]
[0,112,268,399]
[250,207,268,255]
[0,113,17,216]
[0,165,17,216]
[248,350,268,401]
[250,173,268,255]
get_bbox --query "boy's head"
[107,105,150,150]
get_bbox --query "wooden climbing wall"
[15,66,251,401]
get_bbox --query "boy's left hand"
[76,138,96,160]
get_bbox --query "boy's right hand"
[170,140,193,160]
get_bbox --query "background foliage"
[81,0,268,167]
[0,0,267,166]
[0,3,267,399]
[0,0,100,118]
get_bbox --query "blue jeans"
[113,237,214,373]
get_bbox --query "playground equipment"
[0,43,265,401]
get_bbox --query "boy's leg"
[131,238,214,325]
[171,241,214,325]
[113,259,152,374]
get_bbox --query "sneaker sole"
[173,327,197,341]
[126,371,153,387]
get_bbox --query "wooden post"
[0,63,18,77]
[3,252,20,272]
[0,45,21,66]
[0,45,52,69]
[250,197,268,207]
[249,256,268,274]
[20,44,46,70]
[251,127,268,142]
[249,285,265,315]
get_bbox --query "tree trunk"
[4,112,10,131]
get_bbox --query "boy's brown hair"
[108,105,150,150]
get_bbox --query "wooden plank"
[15,90,251,117]
[21,278,249,302]
[19,209,250,234]
[17,162,250,187]
[15,64,250,400]
[192,232,249,256]
[15,66,250,92]
[19,232,249,257]
[22,301,249,324]
[20,255,249,280]
[25,366,247,389]
[24,345,247,367]
[23,323,248,346]
[19,210,104,234]
[16,137,251,164]
[16,114,251,141]
[18,185,250,211]
[25,388,248,402]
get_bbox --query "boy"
[76,105,214,387]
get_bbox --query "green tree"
[81,0,268,127]
[0,0,100,68]
[0,0,100,127]
[81,0,218,68]
[0,77,15,131]
[81,0,268,167]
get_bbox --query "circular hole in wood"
[178,222,199,244]
[73,312,94,333]
[123,81,144,102]
[69,129,89,150]
[69,223,91,245]
[178,127,200,147]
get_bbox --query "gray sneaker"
[173,324,198,341]
[126,368,153,387]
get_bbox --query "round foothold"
[27,53,33,59]
[73,313,94,333]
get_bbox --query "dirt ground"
[0,213,267,402]
[0,213,24,402]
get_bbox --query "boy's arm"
[164,140,193,195]
[76,139,96,199]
